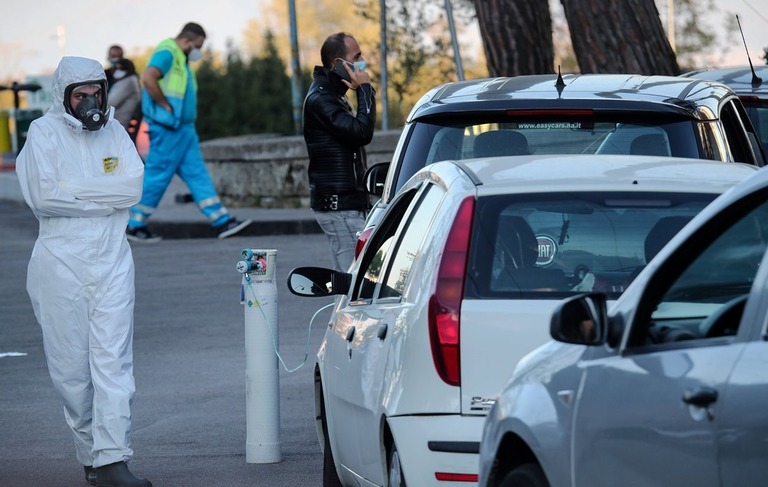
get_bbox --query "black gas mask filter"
[63,80,110,131]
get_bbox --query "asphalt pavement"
[0,170,336,486]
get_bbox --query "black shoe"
[126,226,162,243]
[84,465,97,485]
[94,461,152,487]
[217,218,253,239]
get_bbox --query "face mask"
[112,69,127,80]
[108,57,121,66]
[187,48,202,62]
[353,61,366,71]
[74,95,107,131]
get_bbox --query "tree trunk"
[473,0,554,76]
[561,0,680,75]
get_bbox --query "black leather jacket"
[303,66,376,211]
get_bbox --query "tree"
[242,0,372,76]
[559,0,679,75]
[248,31,294,134]
[472,0,554,76]
[670,0,740,71]
[356,0,463,127]
[196,33,294,141]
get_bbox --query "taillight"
[355,227,374,258]
[429,196,475,386]
[505,109,593,117]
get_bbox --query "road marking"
[0,352,28,358]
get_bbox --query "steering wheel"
[698,295,748,338]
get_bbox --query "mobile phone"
[332,59,352,82]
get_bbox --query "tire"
[322,419,343,486]
[388,443,406,487]
[320,397,342,487]
[499,463,549,487]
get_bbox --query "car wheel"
[499,463,548,487]
[322,422,343,486]
[388,443,406,487]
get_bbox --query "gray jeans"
[313,210,366,272]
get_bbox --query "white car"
[288,154,757,487]
[478,159,768,486]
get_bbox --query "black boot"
[84,466,97,485]
[94,461,152,487]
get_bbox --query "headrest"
[474,130,531,158]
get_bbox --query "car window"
[733,99,767,165]
[394,115,701,197]
[720,100,753,163]
[742,101,768,154]
[465,192,717,300]
[631,197,768,346]
[353,187,420,301]
[378,184,444,300]
[595,126,671,156]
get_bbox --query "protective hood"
[51,56,113,131]
[52,56,107,114]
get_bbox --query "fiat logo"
[536,235,557,266]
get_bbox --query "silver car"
[478,158,768,486]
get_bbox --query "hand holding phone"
[332,59,352,82]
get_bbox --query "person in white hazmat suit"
[15,56,152,487]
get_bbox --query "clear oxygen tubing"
[238,247,334,373]
[241,271,334,373]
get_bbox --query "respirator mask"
[187,48,202,62]
[63,80,111,132]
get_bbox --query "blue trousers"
[129,123,229,228]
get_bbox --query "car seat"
[493,215,567,292]
[644,216,691,263]
[630,133,670,157]
[473,130,531,158]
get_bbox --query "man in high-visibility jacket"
[127,22,252,242]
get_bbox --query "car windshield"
[465,191,716,300]
[395,115,700,193]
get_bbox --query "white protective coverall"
[16,56,145,468]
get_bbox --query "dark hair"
[178,22,206,40]
[320,32,352,69]
[108,44,123,53]
[116,58,137,75]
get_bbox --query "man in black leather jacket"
[303,32,377,271]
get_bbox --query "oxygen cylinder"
[239,249,282,463]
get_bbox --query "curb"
[148,219,323,240]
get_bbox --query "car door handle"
[345,326,356,342]
[377,323,388,340]
[682,387,718,407]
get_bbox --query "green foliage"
[355,0,460,127]
[196,31,294,141]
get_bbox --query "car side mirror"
[287,267,351,297]
[550,292,608,345]
[364,162,390,197]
